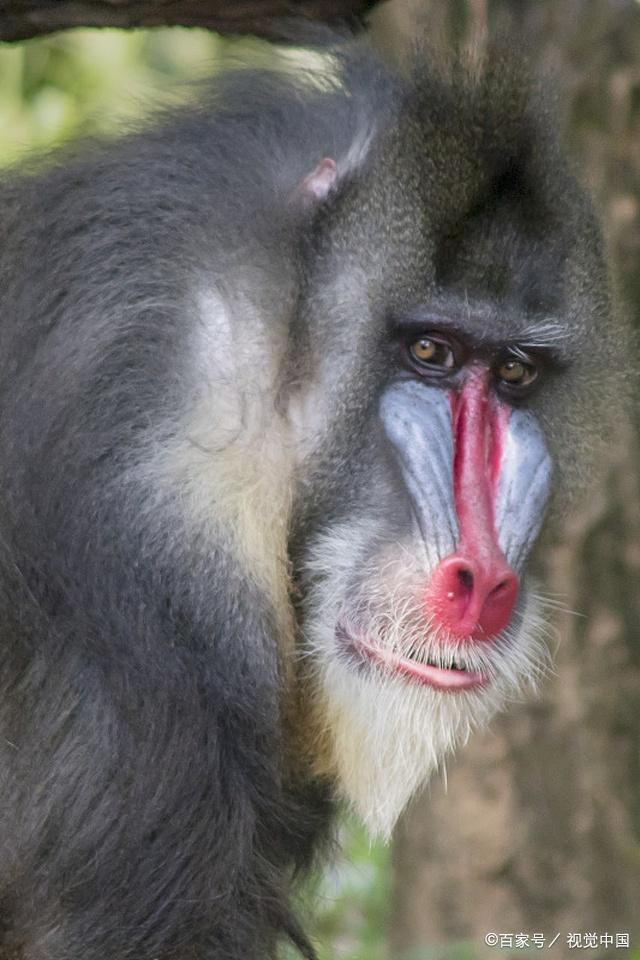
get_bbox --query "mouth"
[339,625,488,692]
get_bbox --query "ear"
[292,124,375,210]
[296,158,339,205]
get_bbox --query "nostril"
[457,567,474,592]
[489,579,508,597]
[478,571,519,638]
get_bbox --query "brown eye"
[409,337,455,371]
[497,357,537,388]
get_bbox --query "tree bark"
[388,1,640,957]
[0,0,378,42]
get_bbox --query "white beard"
[315,653,503,839]
[302,521,550,839]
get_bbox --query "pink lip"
[349,633,487,692]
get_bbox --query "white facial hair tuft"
[309,595,548,839]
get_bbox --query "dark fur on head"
[0,35,621,960]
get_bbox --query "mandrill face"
[287,92,614,837]
[294,318,557,838]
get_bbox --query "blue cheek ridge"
[494,409,553,571]
[379,381,458,563]
[379,381,552,576]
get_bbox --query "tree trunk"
[0,0,377,42]
[389,2,640,957]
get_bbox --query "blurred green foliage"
[0,28,224,164]
[302,817,392,960]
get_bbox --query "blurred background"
[0,1,639,958]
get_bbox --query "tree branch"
[0,0,379,43]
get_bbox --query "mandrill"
[0,35,625,960]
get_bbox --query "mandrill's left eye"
[409,336,456,373]
[496,355,538,389]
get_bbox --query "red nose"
[426,367,519,641]
[426,554,518,640]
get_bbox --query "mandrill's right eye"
[408,336,456,374]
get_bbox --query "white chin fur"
[320,659,462,838]
[317,656,494,839]
[309,596,549,840]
